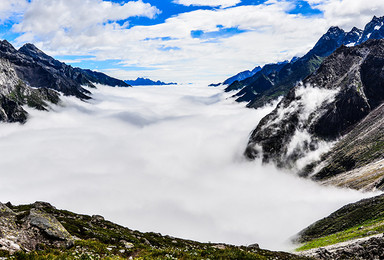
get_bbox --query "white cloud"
[14,1,327,83]
[173,0,241,8]
[0,84,375,250]
[6,0,384,83]
[0,0,27,23]
[13,0,160,37]
[307,0,384,30]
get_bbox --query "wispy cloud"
[173,0,241,8]
[0,0,27,23]
[307,0,384,29]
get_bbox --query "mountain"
[125,77,176,86]
[245,39,384,171]
[17,43,129,90]
[227,16,384,108]
[79,69,130,88]
[0,201,310,259]
[0,40,129,123]
[223,66,262,85]
[225,61,289,103]
[308,102,384,190]
[296,194,384,259]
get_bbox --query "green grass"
[296,217,384,251]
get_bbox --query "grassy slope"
[1,203,311,260]
[295,194,384,251]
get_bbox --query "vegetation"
[3,202,311,260]
[296,194,384,251]
[296,217,384,251]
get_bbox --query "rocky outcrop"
[227,16,384,109]
[0,56,60,123]
[0,202,74,253]
[245,39,384,171]
[301,236,384,260]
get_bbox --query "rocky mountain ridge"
[245,39,384,173]
[226,16,384,109]
[0,40,129,123]
[223,66,262,85]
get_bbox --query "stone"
[120,240,134,249]
[91,215,105,222]
[27,208,72,241]
[247,243,260,249]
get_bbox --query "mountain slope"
[225,61,288,102]
[228,16,384,109]
[295,194,384,258]
[0,40,129,123]
[223,66,262,85]
[0,201,311,260]
[308,102,384,190]
[245,39,384,171]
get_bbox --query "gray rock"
[91,215,105,222]
[247,243,260,249]
[27,208,72,241]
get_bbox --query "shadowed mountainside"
[245,39,384,174]
[0,40,129,123]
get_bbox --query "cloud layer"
[0,84,376,250]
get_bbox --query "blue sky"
[0,0,383,83]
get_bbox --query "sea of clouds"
[0,84,377,250]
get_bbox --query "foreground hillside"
[0,201,310,260]
[295,194,384,259]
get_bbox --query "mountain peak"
[350,26,362,33]
[19,43,47,58]
[357,15,384,44]
[21,43,40,51]
[326,26,345,35]
[0,39,17,53]
[365,15,384,29]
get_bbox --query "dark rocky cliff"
[245,39,384,171]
